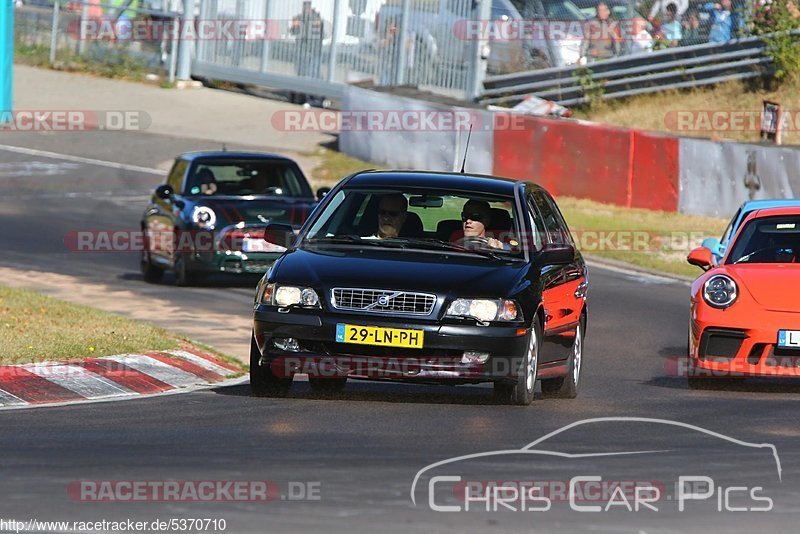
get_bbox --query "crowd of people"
[579,0,752,63]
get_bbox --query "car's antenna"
[459,123,473,174]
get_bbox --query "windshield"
[184,159,311,197]
[726,215,800,264]
[302,187,524,258]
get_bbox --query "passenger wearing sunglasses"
[460,199,504,250]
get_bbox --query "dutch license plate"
[336,323,424,349]
[778,330,800,348]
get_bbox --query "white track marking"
[24,363,133,399]
[0,143,166,175]
[106,354,200,388]
[167,350,232,376]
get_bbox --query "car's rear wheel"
[250,334,293,397]
[541,314,585,399]
[140,247,164,283]
[494,320,540,406]
[308,376,347,393]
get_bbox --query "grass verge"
[558,197,727,278]
[302,147,378,187]
[0,285,178,365]
[572,78,800,145]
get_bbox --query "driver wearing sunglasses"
[461,199,504,250]
[370,193,408,239]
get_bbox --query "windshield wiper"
[303,235,403,248]
[395,237,507,260]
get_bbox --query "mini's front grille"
[331,288,435,315]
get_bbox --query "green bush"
[751,0,800,82]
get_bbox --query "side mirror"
[264,223,296,249]
[155,184,173,200]
[316,187,331,200]
[687,246,713,271]
[540,243,574,266]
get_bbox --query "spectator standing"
[291,1,324,79]
[701,0,742,42]
[579,2,621,63]
[661,3,683,45]
[630,17,654,53]
[681,10,704,45]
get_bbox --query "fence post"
[195,0,207,65]
[466,0,490,100]
[0,0,11,121]
[260,0,271,72]
[50,0,60,65]
[177,0,197,79]
[327,0,344,82]
[393,0,411,85]
[169,13,178,82]
[78,0,89,55]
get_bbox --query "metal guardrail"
[480,36,776,107]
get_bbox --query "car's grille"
[331,288,435,316]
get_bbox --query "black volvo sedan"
[250,171,588,405]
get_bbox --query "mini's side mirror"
[316,187,331,200]
[264,223,296,249]
[155,184,173,200]
[540,243,574,266]
[687,246,713,271]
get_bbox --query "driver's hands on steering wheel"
[458,235,504,250]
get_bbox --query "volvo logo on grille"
[377,296,390,306]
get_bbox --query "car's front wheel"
[140,247,164,283]
[174,254,200,287]
[494,321,540,406]
[541,314,585,399]
[250,334,293,397]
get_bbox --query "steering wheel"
[456,235,492,248]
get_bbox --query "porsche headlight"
[191,206,216,229]
[445,299,520,322]
[263,284,321,308]
[703,275,737,308]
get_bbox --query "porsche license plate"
[778,330,800,348]
[336,324,424,349]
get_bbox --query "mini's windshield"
[302,187,524,258]
[184,159,311,197]
[726,215,800,264]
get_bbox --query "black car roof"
[180,151,297,162]
[345,170,537,196]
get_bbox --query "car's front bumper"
[690,306,800,378]
[185,251,281,274]
[253,307,529,384]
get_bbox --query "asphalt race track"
[1,134,799,532]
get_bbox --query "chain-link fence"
[14,0,180,81]
[193,0,483,99]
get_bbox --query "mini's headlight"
[271,285,320,308]
[703,275,737,308]
[191,206,216,229]
[446,299,520,322]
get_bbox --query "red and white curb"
[0,349,244,409]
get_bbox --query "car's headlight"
[191,206,216,229]
[445,299,520,322]
[260,283,321,308]
[703,275,737,308]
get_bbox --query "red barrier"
[493,113,679,212]
[629,131,679,211]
